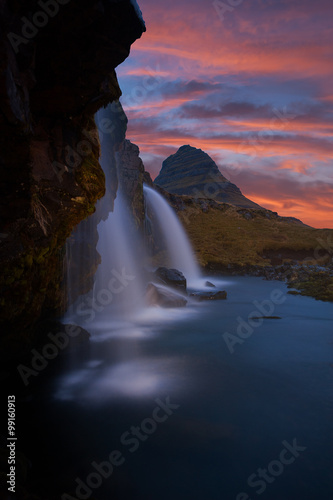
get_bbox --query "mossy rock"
[75,155,105,202]
[290,275,333,302]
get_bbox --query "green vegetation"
[289,274,333,302]
[177,202,333,270]
[75,155,105,202]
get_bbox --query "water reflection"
[54,354,190,403]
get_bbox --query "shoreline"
[203,262,333,302]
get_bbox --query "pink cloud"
[118,0,333,228]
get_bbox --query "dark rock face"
[154,267,187,292]
[0,0,145,333]
[146,283,188,308]
[155,145,261,209]
[118,139,146,228]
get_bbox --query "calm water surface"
[18,276,333,500]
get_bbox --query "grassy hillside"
[174,199,333,270]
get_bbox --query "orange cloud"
[126,120,332,160]
[118,0,333,228]
[247,194,333,229]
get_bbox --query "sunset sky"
[117,0,333,228]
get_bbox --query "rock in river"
[190,290,227,301]
[154,267,187,292]
[146,283,188,308]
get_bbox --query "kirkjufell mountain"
[155,145,261,209]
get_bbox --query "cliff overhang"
[0,0,145,335]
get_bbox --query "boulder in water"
[205,281,216,288]
[146,283,188,308]
[190,290,227,301]
[154,267,187,292]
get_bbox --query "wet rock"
[154,267,187,292]
[117,139,146,228]
[190,290,227,301]
[205,281,216,288]
[146,283,187,308]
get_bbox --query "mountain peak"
[155,145,261,209]
[178,144,199,152]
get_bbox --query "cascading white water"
[92,106,146,317]
[143,184,201,284]
[92,190,144,319]
[65,104,145,326]
[65,105,206,328]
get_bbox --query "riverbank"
[169,196,333,302]
[202,262,333,302]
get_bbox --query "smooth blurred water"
[18,276,333,500]
[143,184,201,284]
[66,104,147,323]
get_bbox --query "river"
[17,276,333,500]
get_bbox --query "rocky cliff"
[0,0,145,336]
[118,139,146,228]
[155,145,262,209]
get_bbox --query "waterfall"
[143,184,201,285]
[65,103,145,326]
[91,190,145,319]
[92,106,146,318]
[65,106,204,328]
